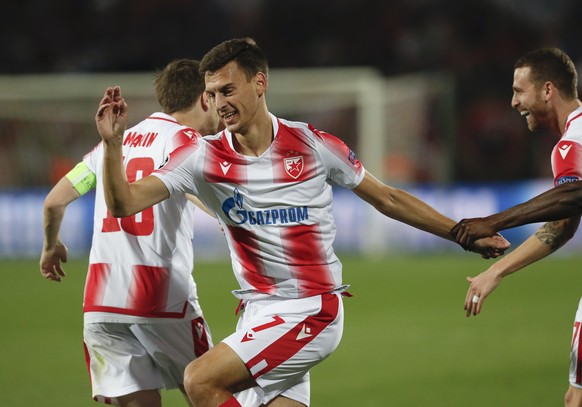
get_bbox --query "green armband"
[65,161,97,196]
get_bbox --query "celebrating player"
[95,38,509,407]
[451,48,582,407]
[40,59,221,407]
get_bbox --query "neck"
[558,99,582,135]
[232,110,273,157]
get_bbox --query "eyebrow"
[206,82,235,93]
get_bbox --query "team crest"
[284,155,304,179]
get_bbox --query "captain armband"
[65,161,97,196]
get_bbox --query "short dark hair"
[199,37,269,81]
[153,59,205,114]
[514,48,578,100]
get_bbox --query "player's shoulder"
[277,117,327,142]
[564,108,582,141]
[126,113,201,146]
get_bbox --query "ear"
[544,81,554,102]
[200,92,210,112]
[255,72,268,97]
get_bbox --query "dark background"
[2,0,580,182]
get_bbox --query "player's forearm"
[42,177,79,249]
[487,182,582,231]
[486,234,551,279]
[490,217,577,279]
[382,188,455,241]
[43,204,65,249]
[102,139,134,217]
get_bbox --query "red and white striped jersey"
[153,114,365,299]
[552,106,582,185]
[83,112,204,323]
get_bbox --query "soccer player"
[40,59,221,407]
[95,38,509,407]
[450,48,582,407]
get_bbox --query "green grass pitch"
[1,253,579,406]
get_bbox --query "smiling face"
[204,60,267,135]
[511,66,554,132]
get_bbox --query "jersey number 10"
[101,157,155,236]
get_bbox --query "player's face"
[511,67,552,132]
[204,61,265,135]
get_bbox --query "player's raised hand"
[452,217,499,248]
[95,86,128,144]
[39,240,68,282]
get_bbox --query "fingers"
[55,263,66,278]
[96,103,110,118]
[457,228,471,248]
[464,291,481,317]
[97,86,122,111]
[464,277,484,317]
[40,266,62,282]
[112,86,121,101]
[451,220,470,247]
[95,98,126,120]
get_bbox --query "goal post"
[0,68,456,258]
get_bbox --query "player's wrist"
[104,137,123,148]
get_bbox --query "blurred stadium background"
[1,0,582,405]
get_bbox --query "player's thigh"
[566,385,582,407]
[185,342,255,392]
[235,373,309,407]
[264,395,306,407]
[117,389,161,407]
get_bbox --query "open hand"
[39,241,68,282]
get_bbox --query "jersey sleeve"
[152,137,201,196]
[159,127,200,168]
[552,139,582,185]
[167,128,199,153]
[309,124,365,189]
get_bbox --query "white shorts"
[234,373,309,407]
[223,293,344,406]
[84,316,213,404]
[570,297,582,388]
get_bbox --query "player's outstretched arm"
[40,177,80,282]
[452,181,582,247]
[353,172,510,258]
[464,213,580,317]
[95,86,169,217]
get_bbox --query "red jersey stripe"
[84,263,111,307]
[126,265,170,314]
[281,224,335,296]
[227,225,276,294]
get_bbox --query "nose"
[214,93,227,110]
[511,94,519,109]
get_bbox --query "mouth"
[520,110,530,118]
[220,111,236,121]
[221,111,237,125]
